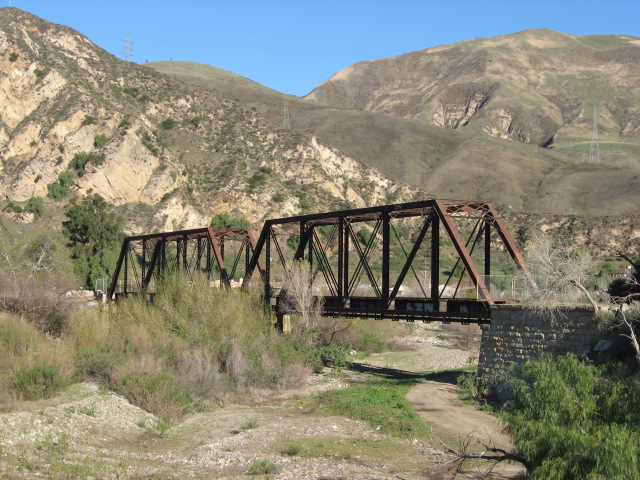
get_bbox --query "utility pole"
[122,37,133,62]
[589,106,601,163]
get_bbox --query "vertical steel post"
[245,238,250,275]
[308,224,314,269]
[431,214,440,299]
[344,222,350,301]
[206,238,211,278]
[264,226,271,301]
[484,221,491,276]
[123,246,128,294]
[142,239,146,289]
[182,236,188,274]
[381,212,390,306]
[337,217,344,303]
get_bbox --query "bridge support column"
[275,313,291,333]
[478,305,599,384]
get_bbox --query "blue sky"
[6,1,640,96]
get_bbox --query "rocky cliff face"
[0,8,417,232]
[305,30,640,148]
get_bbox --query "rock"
[593,339,613,352]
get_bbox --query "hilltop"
[0,7,415,233]
[150,29,640,217]
[2,8,640,240]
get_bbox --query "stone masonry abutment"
[478,305,601,382]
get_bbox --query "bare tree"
[430,432,528,479]
[279,259,323,330]
[0,231,74,330]
[524,235,599,315]
[604,277,640,366]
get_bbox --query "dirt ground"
[0,323,524,479]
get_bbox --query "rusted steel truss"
[108,227,264,300]
[243,199,528,324]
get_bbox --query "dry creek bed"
[0,324,523,479]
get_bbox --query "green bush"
[9,364,69,400]
[24,196,45,220]
[318,343,348,368]
[47,171,76,199]
[93,133,108,148]
[115,371,193,422]
[503,354,640,479]
[247,460,278,475]
[69,152,105,175]
[160,118,176,130]
[73,345,119,383]
[3,202,22,214]
[81,115,97,126]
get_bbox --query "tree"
[62,194,124,287]
[524,235,599,314]
[211,212,250,229]
[0,229,74,333]
[279,260,323,330]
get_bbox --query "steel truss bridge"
[109,199,528,324]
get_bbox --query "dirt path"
[407,374,525,479]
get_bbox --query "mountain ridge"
[0,7,417,233]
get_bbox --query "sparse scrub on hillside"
[24,196,45,220]
[69,152,106,176]
[93,133,108,148]
[47,171,75,199]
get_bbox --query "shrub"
[0,316,40,355]
[64,276,311,418]
[3,202,22,214]
[93,133,108,148]
[281,444,302,456]
[24,196,45,220]
[247,460,278,475]
[503,354,640,479]
[81,115,97,126]
[47,171,76,200]
[160,118,176,130]
[115,371,192,422]
[69,152,105,175]
[9,52,18,62]
[9,363,69,400]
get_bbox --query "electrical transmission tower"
[281,95,291,130]
[122,37,133,62]
[589,106,601,163]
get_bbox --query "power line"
[589,106,601,163]
[122,37,133,62]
